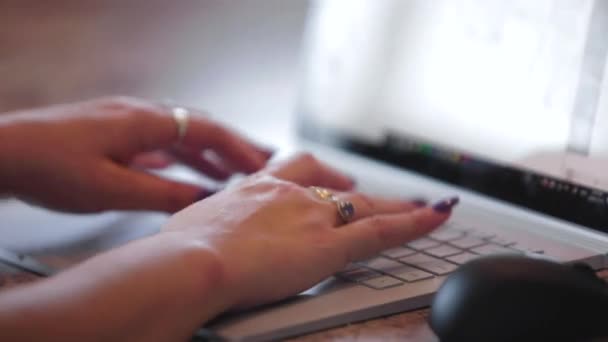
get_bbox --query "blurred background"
[0,0,310,147]
[3,0,605,259]
[0,0,310,256]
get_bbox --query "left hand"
[0,96,272,213]
[0,155,451,341]
[163,154,452,309]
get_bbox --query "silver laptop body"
[209,1,608,340]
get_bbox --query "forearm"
[0,232,230,341]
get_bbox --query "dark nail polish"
[411,199,428,207]
[432,196,459,213]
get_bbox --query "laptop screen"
[297,0,608,232]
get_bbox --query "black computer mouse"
[429,254,608,342]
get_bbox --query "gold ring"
[310,187,356,224]
[309,186,337,202]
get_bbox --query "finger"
[308,191,425,226]
[115,101,272,173]
[130,151,176,169]
[267,153,355,191]
[335,201,457,262]
[95,161,214,213]
[182,117,271,173]
[335,192,426,222]
[172,147,233,181]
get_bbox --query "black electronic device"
[429,255,608,341]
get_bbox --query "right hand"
[163,153,456,309]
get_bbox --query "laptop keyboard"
[336,220,545,290]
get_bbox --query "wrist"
[169,232,234,321]
[0,231,235,341]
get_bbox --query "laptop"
[208,0,608,340]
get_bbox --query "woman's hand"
[164,154,455,309]
[0,96,272,213]
[0,154,454,341]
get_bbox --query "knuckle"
[275,180,305,196]
[243,176,303,198]
[240,175,275,191]
[244,172,269,184]
[351,193,374,211]
[100,96,158,118]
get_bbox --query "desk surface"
[0,1,437,340]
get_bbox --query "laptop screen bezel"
[298,114,608,233]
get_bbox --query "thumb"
[95,161,213,213]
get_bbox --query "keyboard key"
[444,221,471,232]
[362,257,433,282]
[338,267,382,281]
[425,244,463,258]
[399,254,458,275]
[361,257,405,273]
[360,276,404,289]
[407,238,440,250]
[469,231,496,239]
[489,236,516,246]
[471,244,520,256]
[447,252,480,265]
[430,229,464,241]
[399,253,437,265]
[381,246,417,259]
[417,260,457,275]
[389,266,434,282]
[449,236,485,249]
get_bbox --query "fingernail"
[432,196,459,213]
[411,199,428,207]
[195,189,216,202]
